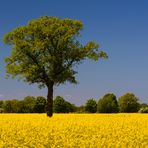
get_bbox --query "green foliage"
[97,93,119,113]
[0,108,4,113]
[17,100,26,113]
[34,96,46,113]
[2,100,12,113]
[1,96,47,113]
[53,96,75,113]
[0,94,146,114]
[3,16,107,89]
[118,93,140,113]
[138,107,148,113]
[53,96,66,113]
[85,98,97,113]
[65,101,77,113]
[3,100,20,113]
[22,96,36,113]
[0,101,4,108]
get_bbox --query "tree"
[85,98,97,113]
[0,100,3,108]
[2,100,12,113]
[3,100,20,113]
[118,93,140,113]
[23,96,36,113]
[10,99,20,113]
[34,96,46,113]
[97,93,118,113]
[65,101,77,113]
[17,100,26,113]
[53,96,76,113]
[3,16,107,117]
[53,96,69,113]
[53,96,66,113]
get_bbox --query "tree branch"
[24,49,50,86]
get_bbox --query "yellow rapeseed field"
[0,114,148,147]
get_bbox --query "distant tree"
[10,99,20,113]
[97,93,119,113]
[17,100,26,113]
[3,99,23,113]
[118,93,140,113]
[53,96,66,113]
[53,96,75,113]
[23,96,36,113]
[3,100,13,113]
[65,101,77,113]
[85,98,97,113]
[0,100,3,108]
[0,101,4,113]
[3,16,107,117]
[34,96,46,113]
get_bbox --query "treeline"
[0,96,46,113]
[0,93,148,113]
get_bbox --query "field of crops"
[0,114,148,147]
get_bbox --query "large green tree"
[3,16,107,117]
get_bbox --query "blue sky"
[0,0,148,105]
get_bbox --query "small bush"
[138,107,148,113]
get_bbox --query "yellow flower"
[0,113,147,147]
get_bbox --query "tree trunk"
[46,82,54,117]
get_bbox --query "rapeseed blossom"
[0,114,147,147]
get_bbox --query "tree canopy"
[3,16,107,117]
[97,93,118,113]
[118,93,140,113]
